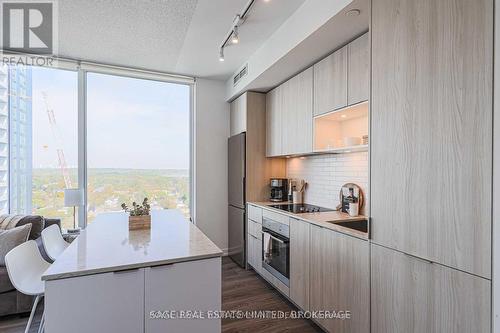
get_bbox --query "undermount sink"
[330,220,368,233]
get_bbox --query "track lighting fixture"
[218,0,257,61]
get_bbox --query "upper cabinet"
[266,67,313,157]
[282,67,313,156]
[313,46,347,116]
[231,92,286,201]
[313,32,369,117]
[266,86,282,157]
[348,33,369,105]
[371,0,493,278]
[229,94,246,136]
[266,33,369,157]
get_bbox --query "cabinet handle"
[113,267,141,274]
[150,263,174,270]
[403,252,433,264]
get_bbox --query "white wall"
[194,78,229,253]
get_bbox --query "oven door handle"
[261,231,286,244]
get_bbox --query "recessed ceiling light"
[346,9,361,17]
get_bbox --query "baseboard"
[221,247,229,256]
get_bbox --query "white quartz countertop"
[42,210,222,281]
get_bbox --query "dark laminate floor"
[0,257,322,333]
[222,257,322,333]
[0,305,43,333]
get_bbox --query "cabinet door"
[230,93,246,136]
[371,244,490,333]
[282,67,313,155]
[371,0,493,277]
[247,233,262,274]
[309,225,369,333]
[45,269,145,333]
[289,218,310,311]
[313,46,348,116]
[145,258,221,333]
[266,86,282,156]
[347,33,369,105]
[252,234,262,274]
[247,232,255,268]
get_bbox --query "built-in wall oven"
[262,218,290,286]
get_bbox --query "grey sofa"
[0,215,61,317]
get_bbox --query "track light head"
[231,26,239,44]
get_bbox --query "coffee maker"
[270,178,288,202]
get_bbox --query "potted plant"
[121,198,151,230]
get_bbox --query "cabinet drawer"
[248,204,262,223]
[248,219,262,239]
[262,209,289,225]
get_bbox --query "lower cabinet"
[247,233,262,274]
[290,218,310,311]
[371,244,490,333]
[145,257,221,333]
[309,225,369,333]
[45,258,221,333]
[45,268,145,333]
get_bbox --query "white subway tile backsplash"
[286,152,369,214]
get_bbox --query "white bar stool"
[5,240,51,333]
[41,224,70,261]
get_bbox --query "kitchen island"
[42,210,223,333]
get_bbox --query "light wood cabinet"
[231,92,286,201]
[282,67,313,155]
[265,87,282,157]
[313,46,348,116]
[347,33,369,105]
[266,68,313,156]
[289,218,310,311]
[371,244,490,333]
[371,0,493,278]
[309,225,369,333]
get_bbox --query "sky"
[31,67,190,170]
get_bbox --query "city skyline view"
[4,65,191,228]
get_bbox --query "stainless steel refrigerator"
[228,132,246,267]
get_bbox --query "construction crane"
[41,91,72,189]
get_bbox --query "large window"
[2,64,191,229]
[86,73,190,223]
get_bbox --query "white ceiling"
[58,0,306,79]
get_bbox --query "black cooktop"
[268,203,334,214]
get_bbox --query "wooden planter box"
[128,215,151,230]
